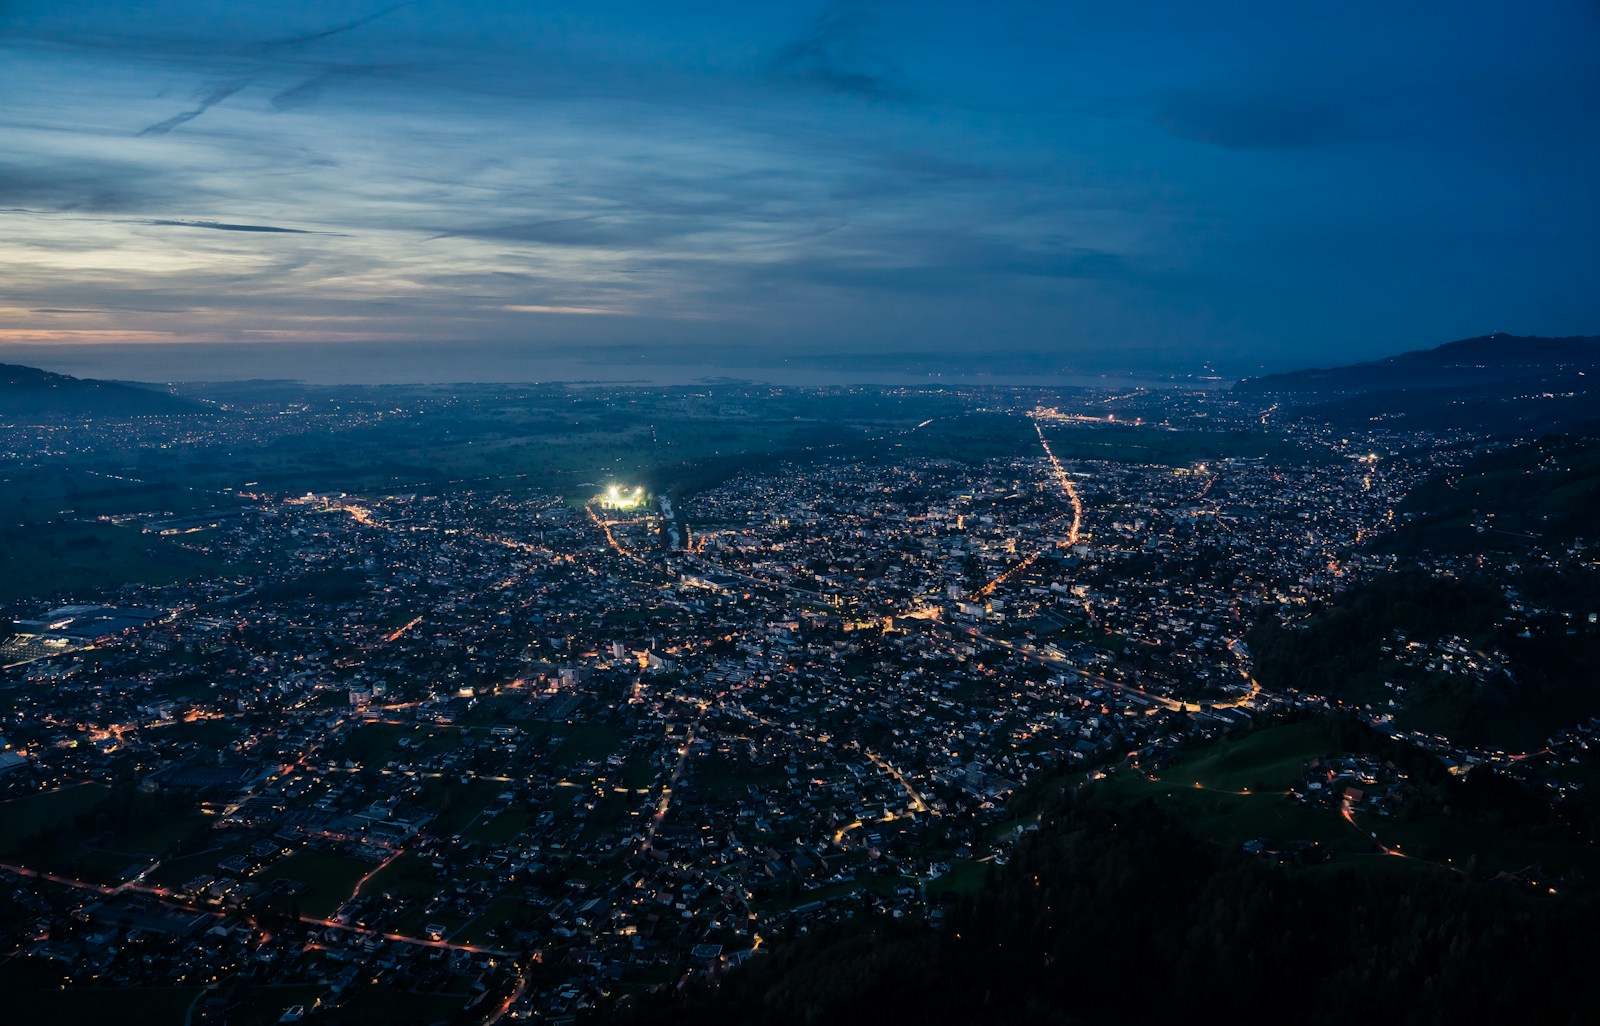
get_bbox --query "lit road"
[947,623,1259,714]
[1337,800,1426,865]
[383,615,423,644]
[969,412,1086,602]
[973,547,1046,600]
[831,809,913,844]
[586,502,648,564]
[864,749,931,814]
[1217,638,1265,709]
[970,508,1079,601]
[1029,413,1083,546]
[303,915,513,956]
[483,964,531,1025]
[644,696,714,849]
[349,848,402,902]
[0,859,512,957]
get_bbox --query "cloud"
[503,304,628,316]
[138,80,248,135]
[0,162,182,213]
[727,231,1133,298]
[772,3,910,100]
[255,2,415,53]
[141,218,336,234]
[436,216,711,248]
[270,61,416,113]
[31,305,191,314]
[270,71,341,112]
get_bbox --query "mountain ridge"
[0,362,211,418]
[1237,332,1600,394]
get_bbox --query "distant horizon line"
[4,329,1588,390]
[0,339,1263,389]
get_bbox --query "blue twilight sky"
[1,0,1597,382]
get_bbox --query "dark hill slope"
[1237,333,1600,394]
[1234,334,1600,434]
[0,363,209,418]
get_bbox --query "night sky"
[2,1,1597,382]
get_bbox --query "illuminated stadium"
[598,483,648,510]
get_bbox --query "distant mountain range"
[1237,333,1600,393]
[1235,333,1600,434]
[0,363,209,418]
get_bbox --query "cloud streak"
[255,2,416,53]
[142,219,337,234]
[772,3,911,100]
[138,80,248,135]
[503,304,629,316]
